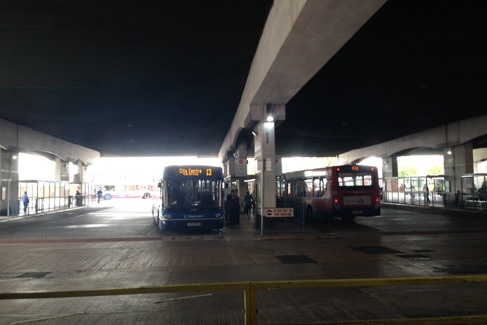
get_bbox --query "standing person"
[244,191,253,219]
[225,190,233,226]
[75,190,81,206]
[97,188,103,203]
[22,191,29,213]
[230,189,240,226]
[423,184,430,205]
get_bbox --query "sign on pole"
[264,208,294,217]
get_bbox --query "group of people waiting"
[224,189,254,227]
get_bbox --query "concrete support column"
[235,142,248,204]
[444,143,474,193]
[54,157,70,182]
[382,156,398,178]
[75,161,86,183]
[223,142,249,205]
[0,149,19,216]
[254,119,276,216]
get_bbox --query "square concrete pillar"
[254,120,276,212]
[382,156,398,178]
[444,143,474,193]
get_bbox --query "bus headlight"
[166,214,172,219]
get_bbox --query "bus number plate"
[187,222,201,227]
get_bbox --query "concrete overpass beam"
[219,0,386,161]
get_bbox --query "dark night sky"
[1,0,486,157]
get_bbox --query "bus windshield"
[338,172,374,188]
[165,179,221,213]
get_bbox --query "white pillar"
[382,156,398,178]
[0,150,19,216]
[236,142,248,205]
[444,143,474,193]
[254,120,277,215]
[54,157,70,182]
[76,161,86,183]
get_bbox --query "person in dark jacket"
[229,189,240,226]
[224,191,231,226]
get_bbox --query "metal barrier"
[253,200,305,237]
[18,195,92,216]
[2,275,487,324]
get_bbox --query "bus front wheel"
[143,193,151,199]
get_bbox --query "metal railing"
[2,275,487,324]
[18,195,92,216]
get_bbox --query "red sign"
[265,208,294,217]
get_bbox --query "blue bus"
[152,165,224,231]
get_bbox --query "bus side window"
[161,183,166,208]
[364,175,372,186]
[305,179,313,197]
[295,179,304,197]
[314,178,320,197]
[321,177,327,196]
[356,175,364,186]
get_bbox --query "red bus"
[276,165,380,222]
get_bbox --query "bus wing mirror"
[157,182,162,188]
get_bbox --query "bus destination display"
[179,168,213,177]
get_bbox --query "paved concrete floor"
[1,200,487,324]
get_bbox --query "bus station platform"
[0,201,487,324]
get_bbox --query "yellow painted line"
[250,274,487,290]
[0,282,250,300]
[257,235,337,241]
[153,293,213,304]
[309,314,487,324]
[2,275,487,325]
[3,275,487,300]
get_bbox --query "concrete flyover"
[0,118,100,166]
[1,117,100,216]
[338,114,487,195]
[217,0,387,212]
[338,114,487,163]
[218,0,388,160]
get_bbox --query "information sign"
[264,208,294,217]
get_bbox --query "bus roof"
[283,165,377,179]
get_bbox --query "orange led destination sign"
[179,168,213,176]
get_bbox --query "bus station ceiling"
[1,1,486,158]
